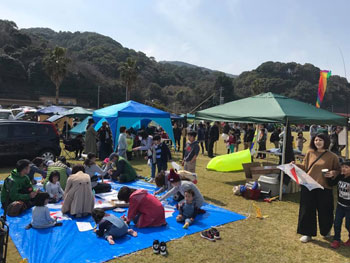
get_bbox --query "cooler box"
[258,174,280,197]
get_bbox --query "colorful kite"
[316,70,331,108]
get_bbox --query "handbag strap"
[306,151,328,173]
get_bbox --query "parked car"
[0,121,61,162]
[0,109,15,120]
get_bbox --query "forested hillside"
[0,19,348,113]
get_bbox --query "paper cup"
[321,169,329,177]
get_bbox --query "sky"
[1,0,349,78]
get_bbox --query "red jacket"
[127,189,166,228]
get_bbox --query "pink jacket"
[127,189,166,228]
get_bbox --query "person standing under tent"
[98,122,113,160]
[233,123,241,152]
[204,122,211,154]
[309,124,318,139]
[270,128,281,149]
[208,122,220,158]
[244,124,255,150]
[197,123,205,155]
[256,127,267,159]
[329,126,343,156]
[85,119,97,156]
[118,126,128,159]
[173,122,182,152]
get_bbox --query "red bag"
[243,189,261,200]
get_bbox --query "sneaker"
[153,240,160,254]
[300,236,312,243]
[200,230,215,242]
[183,222,189,229]
[159,241,168,256]
[331,240,341,249]
[344,239,350,247]
[210,228,221,240]
[323,231,332,239]
[149,178,155,183]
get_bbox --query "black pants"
[156,160,167,172]
[182,137,187,159]
[200,141,204,154]
[75,148,83,158]
[126,151,133,161]
[93,183,111,194]
[297,186,334,237]
[175,138,181,151]
[208,140,215,157]
[333,204,350,241]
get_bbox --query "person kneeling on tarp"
[107,153,137,183]
[1,159,39,217]
[25,192,62,229]
[158,169,205,209]
[92,208,137,245]
[61,165,95,218]
[84,153,112,194]
[118,186,166,228]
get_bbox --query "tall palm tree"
[118,57,138,101]
[43,47,71,105]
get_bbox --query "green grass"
[1,134,350,263]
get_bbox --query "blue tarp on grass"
[4,180,245,263]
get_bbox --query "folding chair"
[62,139,77,160]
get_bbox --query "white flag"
[277,163,324,191]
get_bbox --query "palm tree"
[118,57,138,101]
[43,47,71,105]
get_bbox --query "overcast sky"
[1,0,349,78]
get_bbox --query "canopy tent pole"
[346,126,349,159]
[279,119,288,201]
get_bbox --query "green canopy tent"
[195,92,348,200]
[62,107,93,138]
[195,92,347,125]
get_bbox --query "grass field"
[1,133,350,263]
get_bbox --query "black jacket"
[209,125,219,141]
[173,127,182,140]
[328,174,350,207]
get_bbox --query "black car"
[0,121,61,162]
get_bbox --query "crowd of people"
[1,118,349,250]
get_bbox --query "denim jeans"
[333,204,350,241]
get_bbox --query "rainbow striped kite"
[316,70,331,108]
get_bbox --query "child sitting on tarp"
[46,171,64,203]
[176,189,200,229]
[26,192,63,229]
[92,208,137,245]
[158,169,205,208]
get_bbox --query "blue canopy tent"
[93,101,175,150]
[70,117,91,135]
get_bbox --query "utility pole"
[97,86,100,108]
[219,86,224,105]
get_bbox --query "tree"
[118,57,138,101]
[43,46,70,105]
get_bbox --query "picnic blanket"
[2,179,245,263]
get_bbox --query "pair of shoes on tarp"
[153,240,167,256]
[200,227,221,242]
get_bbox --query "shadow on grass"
[204,195,227,207]
[312,239,350,258]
